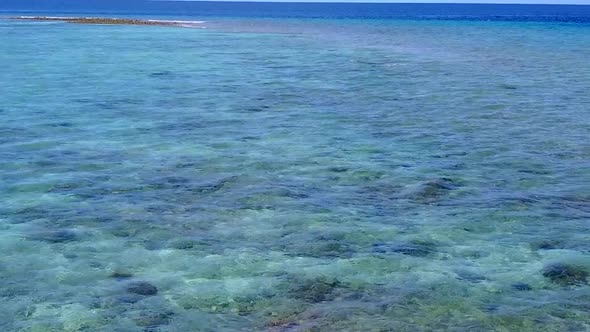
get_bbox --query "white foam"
[147,19,206,24]
[15,16,207,26]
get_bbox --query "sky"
[166,0,590,4]
[160,0,590,3]
[2,0,589,5]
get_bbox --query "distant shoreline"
[11,16,206,28]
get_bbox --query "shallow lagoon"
[1,17,590,331]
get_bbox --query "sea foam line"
[12,16,206,28]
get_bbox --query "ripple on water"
[1,16,590,332]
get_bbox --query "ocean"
[1,1,589,331]
[2,1,590,22]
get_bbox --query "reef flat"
[12,16,205,27]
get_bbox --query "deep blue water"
[2,0,590,22]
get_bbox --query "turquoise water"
[1,17,590,331]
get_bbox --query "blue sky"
[165,0,590,3]
[168,0,590,4]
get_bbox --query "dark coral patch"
[126,281,158,296]
[412,178,460,202]
[511,282,532,291]
[531,239,564,250]
[110,272,134,280]
[542,263,588,286]
[287,277,341,303]
[26,229,78,243]
[372,240,437,257]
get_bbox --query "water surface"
[1,8,590,332]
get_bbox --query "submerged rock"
[372,240,436,257]
[531,239,563,250]
[455,270,486,283]
[511,282,532,291]
[288,277,341,303]
[398,177,460,203]
[272,187,310,199]
[413,178,459,202]
[192,176,238,195]
[309,242,353,258]
[8,206,49,224]
[500,83,518,90]
[169,239,197,250]
[143,240,164,251]
[328,166,349,173]
[278,232,353,259]
[553,194,590,213]
[126,281,158,296]
[110,271,134,280]
[26,229,78,243]
[245,106,270,112]
[149,71,173,78]
[53,122,74,127]
[542,263,588,286]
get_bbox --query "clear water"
[1,10,590,332]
